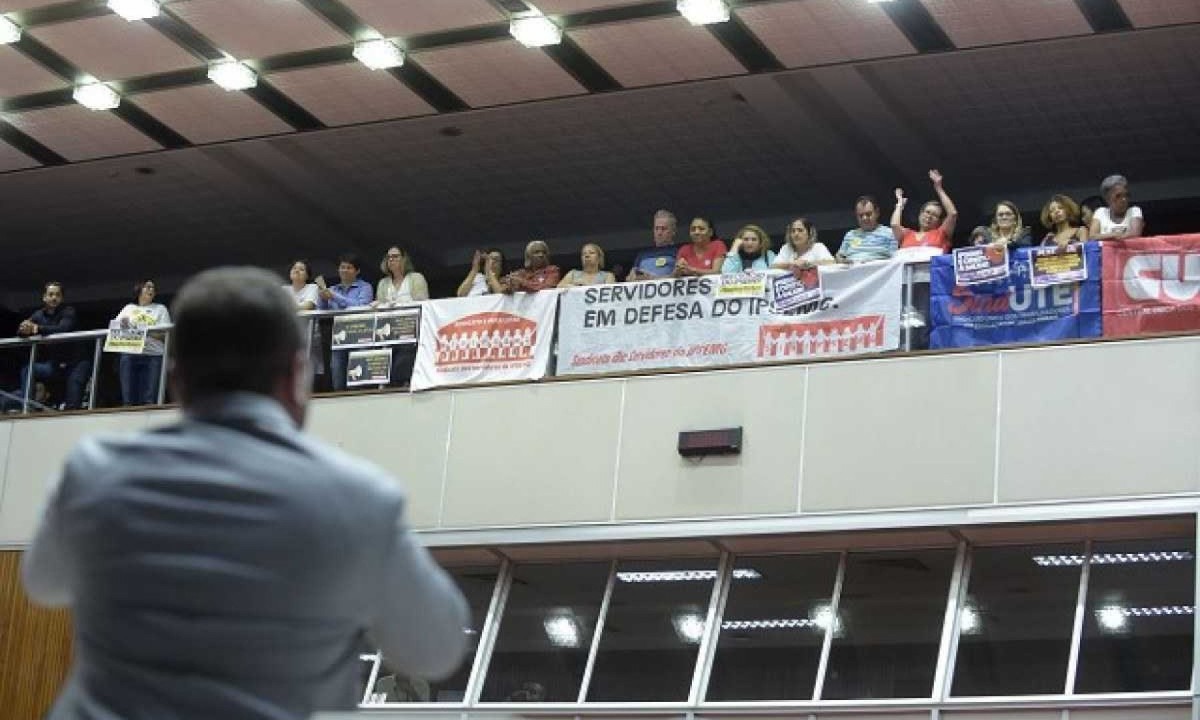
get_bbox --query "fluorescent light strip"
[1033,551,1193,567]
[722,618,817,630]
[616,568,761,583]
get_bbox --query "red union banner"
[1102,234,1200,337]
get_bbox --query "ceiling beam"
[1074,0,1133,33]
[706,13,783,73]
[0,118,67,166]
[878,0,955,54]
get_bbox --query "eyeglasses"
[386,254,402,259]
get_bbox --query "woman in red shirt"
[674,217,727,276]
[890,169,959,254]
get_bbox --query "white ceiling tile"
[267,63,435,126]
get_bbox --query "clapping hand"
[894,187,907,207]
[929,169,944,186]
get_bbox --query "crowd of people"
[8,172,1146,408]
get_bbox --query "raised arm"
[930,169,959,237]
[890,187,907,243]
[457,251,483,297]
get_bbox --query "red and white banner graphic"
[1101,234,1200,337]
[411,292,558,391]
[556,262,902,375]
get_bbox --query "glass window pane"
[481,562,610,703]
[586,558,719,702]
[951,544,1083,696]
[368,566,499,704]
[707,553,840,701]
[823,548,955,699]
[1075,538,1196,693]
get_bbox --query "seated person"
[317,253,374,391]
[1089,174,1144,240]
[627,209,679,281]
[494,240,560,293]
[773,217,834,269]
[722,224,776,272]
[890,170,958,254]
[559,243,616,287]
[16,281,92,410]
[837,196,897,263]
[1039,194,1088,249]
[674,217,726,276]
[376,246,429,307]
[457,249,505,297]
[114,279,171,406]
[979,201,1032,248]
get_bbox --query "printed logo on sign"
[435,311,537,368]
[757,316,885,359]
[1122,253,1200,303]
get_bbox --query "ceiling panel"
[413,39,587,108]
[569,15,745,88]
[268,63,434,126]
[535,0,647,12]
[340,0,504,37]
[30,14,202,81]
[735,0,915,69]
[167,0,346,60]
[0,0,54,10]
[1117,0,1200,27]
[0,139,40,173]
[0,46,67,99]
[132,84,292,144]
[920,0,1092,48]
[5,105,160,161]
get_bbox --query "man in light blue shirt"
[318,253,374,390]
[837,195,897,263]
[23,267,468,720]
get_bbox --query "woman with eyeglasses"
[375,246,429,307]
[974,201,1032,248]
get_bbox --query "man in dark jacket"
[17,281,91,410]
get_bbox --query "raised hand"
[929,169,944,186]
[894,187,907,206]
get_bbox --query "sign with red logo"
[1101,234,1200,337]
[412,292,558,390]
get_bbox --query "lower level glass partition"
[360,516,1197,714]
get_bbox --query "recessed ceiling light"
[0,16,21,44]
[107,0,160,21]
[353,38,405,70]
[509,15,561,48]
[208,60,257,91]
[677,0,730,25]
[73,82,120,111]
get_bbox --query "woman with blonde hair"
[722,224,776,273]
[976,201,1031,248]
[772,217,833,269]
[559,243,616,287]
[375,246,429,307]
[1039,195,1088,249]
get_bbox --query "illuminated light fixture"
[677,0,730,25]
[1097,605,1128,632]
[616,568,761,583]
[1033,551,1193,567]
[208,60,257,91]
[0,15,21,44]
[73,82,120,111]
[959,606,981,635]
[543,615,581,648]
[812,604,842,633]
[107,0,160,21]
[722,618,817,631]
[353,38,404,70]
[509,15,561,48]
[673,613,706,644]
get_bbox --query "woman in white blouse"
[114,279,171,406]
[376,246,429,307]
[1089,174,1144,240]
[284,260,324,378]
[772,217,834,270]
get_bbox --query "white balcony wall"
[2,335,1200,546]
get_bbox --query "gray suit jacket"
[23,392,469,720]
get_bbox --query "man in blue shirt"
[837,196,898,263]
[626,209,679,281]
[318,253,374,391]
[16,281,92,410]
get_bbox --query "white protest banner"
[557,262,902,375]
[412,291,558,391]
[104,324,147,354]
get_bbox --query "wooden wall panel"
[0,551,72,720]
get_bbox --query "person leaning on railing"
[113,279,171,406]
[457,248,505,297]
[721,224,776,273]
[977,201,1032,249]
[890,169,959,255]
[627,209,679,281]
[837,196,897,263]
[1040,195,1089,249]
[316,253,374,392]
[16,281,92,410]
[674,217,726,276]
[1089,174,1144,241]
[375,246,429,307]
[559,243,616,287]
[494,240,561,293]
[772,217,834,271]
[284,259,324,379]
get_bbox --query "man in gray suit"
[23,266,469,720]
